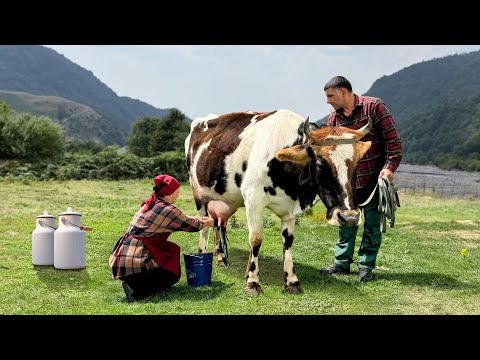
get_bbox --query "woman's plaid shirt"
[109,198,205,278]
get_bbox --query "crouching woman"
[109,174,214,302]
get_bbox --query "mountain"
[0,45,175,145]
[365,50,480,169]
[0,90,125,145]
[397,92,480,168]
[364,50,480,122]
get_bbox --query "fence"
[394,164,480,199]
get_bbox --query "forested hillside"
[0,45,175,145]
[366,50,480,170]
[366,50,480,122]
[398,93,480,170]
[0,90,124,145]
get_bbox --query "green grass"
[1,179,480,315]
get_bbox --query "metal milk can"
[54,207,91,270]
[32,210,56,265]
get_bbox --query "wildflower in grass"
[309,212,327,222]
[460,248,468,257]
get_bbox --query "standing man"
[320,75,402,282]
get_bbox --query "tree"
[128,109,191,157]
[0,100,10,116]
[24,115,65,160]
[0,100,13,158]
[2,112,26,158]
[2,112,65,160]
[127,117,160,157]
[152,108,190,153]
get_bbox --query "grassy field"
[1,179,480,315]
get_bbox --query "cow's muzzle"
[327,209,362,227]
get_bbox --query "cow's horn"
[303,116,312,138]
[358,117,373,137]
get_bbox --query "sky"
[44,45,480,121]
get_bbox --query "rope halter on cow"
[358,176,401,233]
[311,138,359,146]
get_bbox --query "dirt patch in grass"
[452,229,480,242]
[455,220,478,226]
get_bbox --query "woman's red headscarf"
[140,174,180,213]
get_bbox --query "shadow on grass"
[136,281,236,303]
[34,265,90,290]
[197,247,471,291]
[116,245,474,303]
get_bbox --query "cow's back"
[185,109,306,207]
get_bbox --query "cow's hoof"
[283,282,303,295]
[215,255,228,268]
[216,261,227,268]
[244,282,263,296]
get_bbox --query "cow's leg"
[281,215,303,294]
[212,220,228,267]
[244,205,264,296]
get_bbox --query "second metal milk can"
[54,207,86,269]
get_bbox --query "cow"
[184,109,372,296]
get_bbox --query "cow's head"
[275,118,372,227]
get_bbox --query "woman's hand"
[203,217,215,227]
[194,216,215,228]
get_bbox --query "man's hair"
[324,76,352,92]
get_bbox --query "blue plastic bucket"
[183,252,213,287]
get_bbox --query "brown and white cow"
[185,109,372,295]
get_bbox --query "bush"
[0,149,189,181]
[1,112,65,161]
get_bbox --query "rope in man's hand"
[358,175,400,233]
[378,176,401,233]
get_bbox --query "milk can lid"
[58,207,82,216]
[36,210,56,219]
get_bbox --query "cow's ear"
[275,145,309,165]
[354,141,372,160]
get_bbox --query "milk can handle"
[38,219,57,230]
[60,217,93,231]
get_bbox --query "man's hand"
[379,168,394,182]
